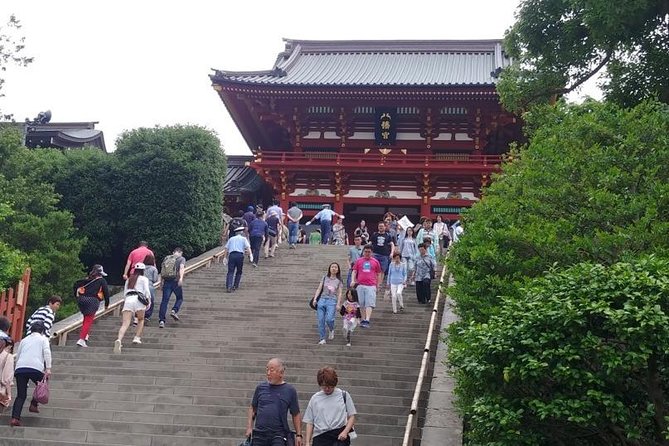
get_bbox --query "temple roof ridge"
[211,38,509,87]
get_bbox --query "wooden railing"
[402,263,449,446]
[253,152,502,173]
[50,247,227,346]
[0,268,31,343]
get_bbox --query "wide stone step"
[3,244,443,445]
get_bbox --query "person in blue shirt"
[306,204,343,245]
[221,227,253,293]
[245,358,303,446]
[248,211,269,267]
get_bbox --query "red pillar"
[420,196,431,218]
[334,197,344,216]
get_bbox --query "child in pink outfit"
[341,288,362,347]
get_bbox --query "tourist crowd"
[1,198,463,445]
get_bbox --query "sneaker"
[393,311,398,314]
[145,318,151,323]
[360,320,370,328]
[253,263,258,268]
[400,306,405,312]
[76,339,88,348]
[9,418,21,427]
[328,329,335,340]
[113,339,122,354]
[318,339,326,345]
[170,310,180,321]
[132,336,142,344]
[159,321,165,328]
[346,342,352,347]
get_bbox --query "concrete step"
[1,244,442,445]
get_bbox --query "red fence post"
[0,268,31,343]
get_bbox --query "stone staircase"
[0,244,444,445]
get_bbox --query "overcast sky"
[0,1,598,155]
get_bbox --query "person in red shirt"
[122,241,155,280]
[350,245,383,328]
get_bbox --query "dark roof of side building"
[23,122,106,152]
[212,39,510,87]
[224,155,263,194]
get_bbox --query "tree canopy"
[499,0,669,112]
[448,100,669,322]
[446,100,669,444]
[0,127,84,307]
[450,257,669,445]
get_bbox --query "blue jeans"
[159,279,183,322]
[374,253,390,275]
[144,285,156,319]
[288,221,299,245]
[317,297,337,340]
[321,220,332,244]
[226,252,244,289]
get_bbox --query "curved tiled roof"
[224,165,263,194]
[213,39,509,87]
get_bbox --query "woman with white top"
[10,321,52,427]
[304,367,357,445]
[114,262,151,353]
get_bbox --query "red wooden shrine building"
[211,39,522,223]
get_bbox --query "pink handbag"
[33,377,49,404]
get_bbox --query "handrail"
[50,247,227,346]
[401,261,449,446]
[257,152,503,165]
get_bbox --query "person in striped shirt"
[25,296,62,337]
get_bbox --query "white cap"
[134,262,146,270]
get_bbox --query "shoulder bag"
[308,276,326,310]
[341,389,357,441]
[126,290,149,306]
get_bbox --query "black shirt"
[371,231,393,256]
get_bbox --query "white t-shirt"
[124,275,151,299]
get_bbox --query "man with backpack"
[158,247,186,328]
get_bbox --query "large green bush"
[448,100,669,323]
[114,125,226,259]
[450,257,669,445]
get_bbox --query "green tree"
[0,203,24,289]
[447,100,669,323]
[31,148,124,269]
[114,125,226,259]
[449,257,669,445]
[499,0,669,113]
[0,15,33,119]
[0,127,84,311]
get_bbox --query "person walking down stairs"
[311,263,343,345]
[303,367,357,446]
[245,358,303,446]
[158,247,186,328]
[114,263,151,353]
